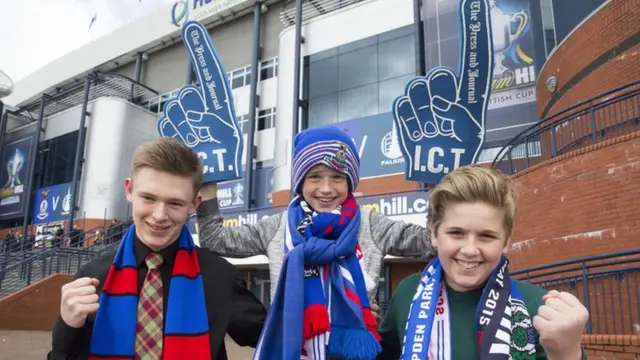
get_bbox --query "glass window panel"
[338,83,379,122]
[260,66,275,81]
[309,56,338,98]
[338,45,378,91]
[378,34,416,81]
[378,74,415,114]
[378,25,413,43]
[310,48,337,63]
[231,76,245,89]
[338,36,376,54]
[308,93,338,128]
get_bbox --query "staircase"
[0,227,126,298]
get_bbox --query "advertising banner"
[0,135,34,219]
[487,0,536,110]
[219,191,429,228]
[32,182,74,225]
[217,166,273,212]
[337,113,406,179]
[423,0,537,110]
[190,190,429,246]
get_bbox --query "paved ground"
[0,330,255,360]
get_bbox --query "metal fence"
[0,227,128,297]
[512,249,640,335]
[492,79,640,175]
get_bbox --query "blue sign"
[217,191,429,228]
[217,166,274,212]
[393,0,493,184]
[0,135,34,219]
[335,113,406,179]
[157,20,244,184]
[32,182,74,225]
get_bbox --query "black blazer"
[48,245,267,360]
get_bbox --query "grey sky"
[0,0,173,83]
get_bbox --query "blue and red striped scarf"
[253,194,381,360]
[88,224,211,360]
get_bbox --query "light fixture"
[0,69,14,98]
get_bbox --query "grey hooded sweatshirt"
[196,198,434,300]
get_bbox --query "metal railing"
[492,79,640,175]
[0,227,128,297]
[512,249,640,334]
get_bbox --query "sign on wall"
[0,135,34,219]
[393,0,494,184]
[217,166,274,212]
[170,0,249,27]
[487,0,536,110]
[200,190,428,230]
[422,0,536,110]
[32,182,74,225]
[337,113,406,179]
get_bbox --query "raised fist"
[60,277,100,328]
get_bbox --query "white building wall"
[78,98,157,220]
[274,0,414,193]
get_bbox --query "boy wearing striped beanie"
[195,125,435,360]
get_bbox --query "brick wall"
[583,335,640,360]
[507,132,640,270]
[0,274,73,331]
[536,0,640,119]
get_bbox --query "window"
[148,98,160,114]
[230,66,251,89]
[236,114,249,134]
[304,25,417,129]
[142,58,279,112]
[33,130,83,190]
[257,108,276,131]
[260,58,278,81]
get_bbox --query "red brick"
[0,274,73,331]
[536,0,640,119]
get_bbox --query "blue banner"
[0,135,34,219]
[32,182,74,225]
[217,166,274,212]
[218,191,429,228]
[338,112,406,179]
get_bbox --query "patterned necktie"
[135,253,164,360]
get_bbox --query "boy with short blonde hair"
[379,165,588,360]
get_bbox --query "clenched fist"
[534,290,589,359]
[60,277,100,328]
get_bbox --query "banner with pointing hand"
[157,20,244,183]
[393,0,493,184]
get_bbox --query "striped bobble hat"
[291,125,360,195]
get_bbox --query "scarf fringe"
[328,326,382,360]
[303,304,331,341]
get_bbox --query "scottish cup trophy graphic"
[232,182,244,206]
[62,186,73,215]
[490,0,528,76]
[5,148,25,190]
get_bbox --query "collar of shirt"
[133,233,179,269]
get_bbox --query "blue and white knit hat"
[291,125,360,194]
